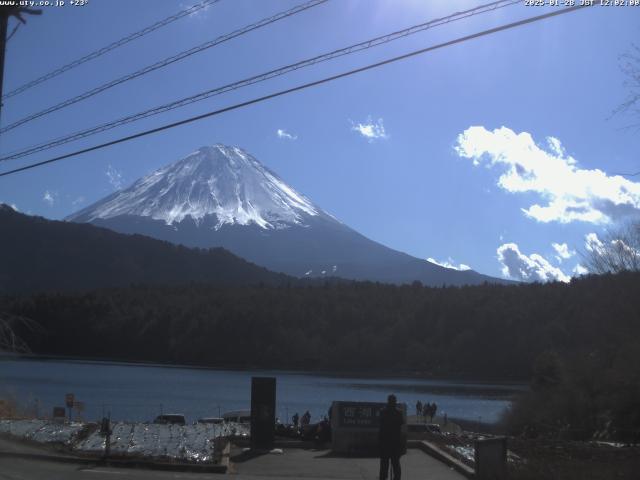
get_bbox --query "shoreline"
[1,353,530,386]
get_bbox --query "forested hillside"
[0,205,290,293]
[3,271,638,378]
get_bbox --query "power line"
[0,4,594,179]
[5,22,20,43]
[0,0,520,162]
[1,0,221,101]
[0,0,328,135]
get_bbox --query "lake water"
[0,357,526,424]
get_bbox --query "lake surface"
[0,357,526,424]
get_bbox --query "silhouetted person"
[292,412,299,427]
[431,402,437,422]
[379,394,403,480]
[415,400,422,417]
[301,410,311,427]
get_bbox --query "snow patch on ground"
[0,419,248,463]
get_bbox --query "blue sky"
[0,0,638,281]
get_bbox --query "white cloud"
[497,242,570,283]
[43,190,56,206]
[277,129,297,140]
[585,231,640,259]
[455,126,640,224]
[351,117,388,141]
[427,257,471,271]
[585,232,604,253]
[552,242,575,262]
[573,264,589,276]
[106,165,123,190]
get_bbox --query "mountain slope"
[68,145,510,286]
[0,205,290,294]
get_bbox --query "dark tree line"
[0,271,636,376]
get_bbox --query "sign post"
[250,377,276,450]
[65,393,75,422]
[52,406,66,423]
[74,401,85,421]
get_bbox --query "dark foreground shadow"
[229,449,271,464]
[313,450,378,459]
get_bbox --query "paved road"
[0,442,467,480]
[230,448,466,479]
[0,457,211,480]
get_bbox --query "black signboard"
[337,401,385,429]
[250,376,276,449]
[52,406,66,418]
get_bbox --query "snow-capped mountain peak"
[69,144,319,229]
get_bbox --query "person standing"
[301,410,311,427]
[379,394,404,480]
[415,400,422,417]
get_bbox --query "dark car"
[153,414,186,425]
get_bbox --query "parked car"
[222,410,251,424]
[153,414,186,425]
[197,417,224,424]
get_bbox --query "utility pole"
[0,9,9,126]
[0,6,42,126]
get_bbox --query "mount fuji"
[68,145,506,286]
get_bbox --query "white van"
[222,410,251,424]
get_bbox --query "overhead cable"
[0,0,328,134]
[1,0,519,161]
[0,4,595,179]
[1,0,222,101]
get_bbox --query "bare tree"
[582,221,640,274]
[0,313,40,353]
[615,44,640,125]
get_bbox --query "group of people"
[415,400,437,422]
[289,410,331,442]
[291,410,311,429]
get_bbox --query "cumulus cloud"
[573,264,589,276]
[43,190,56,206]
[497,243,570,283]
[585,231,640,263]
[455,126,640,224]
[276,129,297,140]
[552,242,575,262]
[106,165,124,190]
[585,232,604,253]
[427,257,471,271]
[351,117,388,141]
